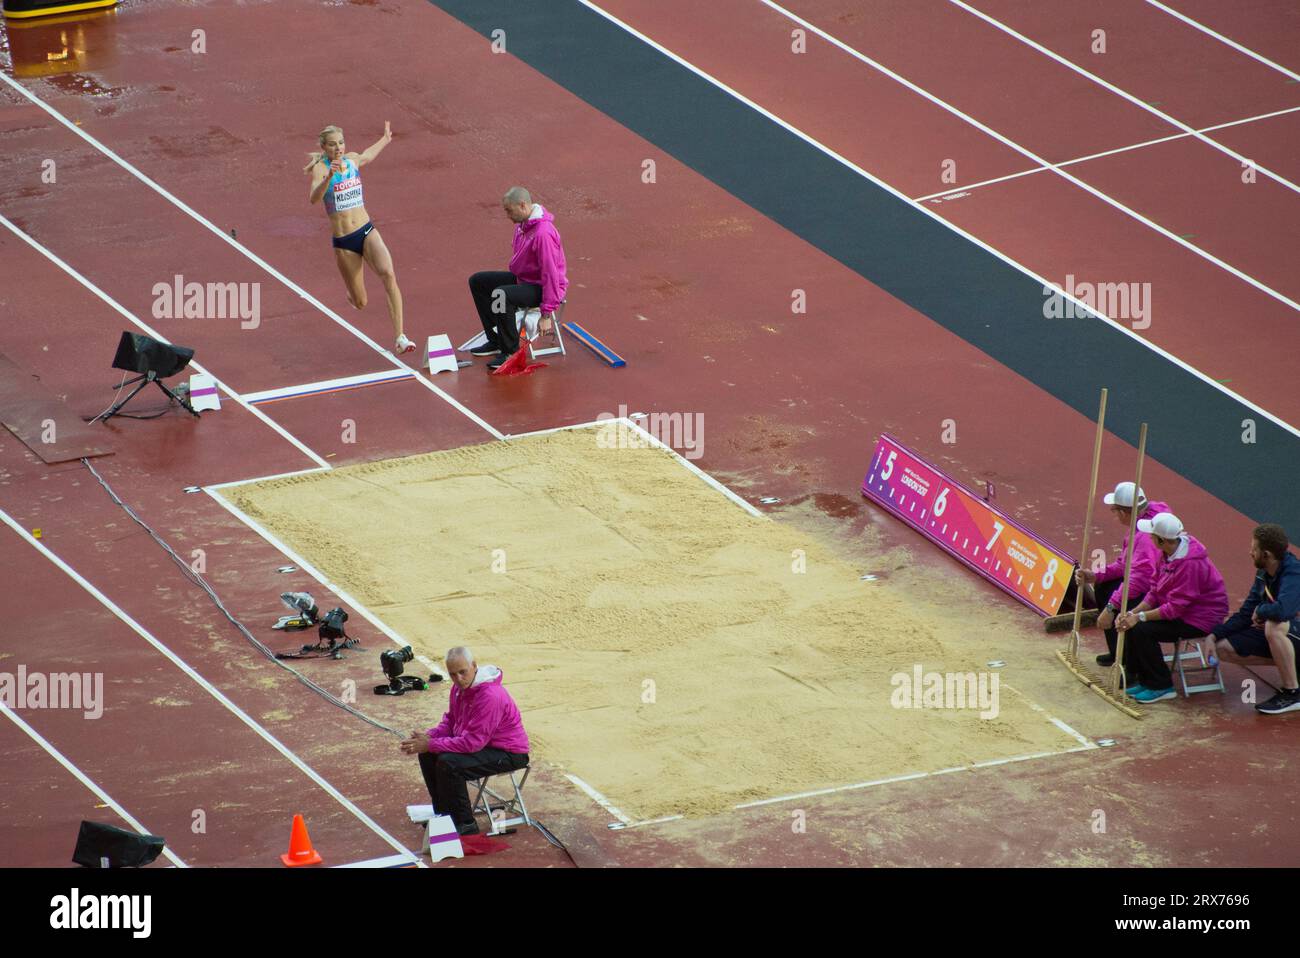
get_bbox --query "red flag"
[490,347,547,377]
[459,834,511,855]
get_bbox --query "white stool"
[522,300,567,360]
[1164,638,1224,697]
[469,766,532,834]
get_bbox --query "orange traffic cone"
[280,813,322,867]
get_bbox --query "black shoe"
[469,341,501,357]
[1256,689,1300,715]
[456,821,480,836]
[486,350,516,370]
[1095,653,1115,667]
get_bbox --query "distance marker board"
[861,434,1075,616]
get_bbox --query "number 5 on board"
[881,450,897,480]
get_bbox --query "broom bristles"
[1045,608,1100,633]
[1055,649,1144,719]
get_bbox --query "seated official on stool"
[400,646,530,836]
[1115,513,1228,704]
[466,186,569,370]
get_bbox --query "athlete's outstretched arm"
[356,121,393,167]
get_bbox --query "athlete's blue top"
[322,156,365,216]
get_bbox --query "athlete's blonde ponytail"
[303,125,344,173]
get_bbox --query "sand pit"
[221,423,1083,819]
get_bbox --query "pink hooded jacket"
[426,665,530,755]
[1096,500,1170,606]
[1144,534,1229,634]
[508,204,568,313]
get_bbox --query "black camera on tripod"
[319,607,349,641]
[374,645,440,695]
[271,593,360,660]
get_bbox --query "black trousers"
[1095,579,1146,657]
[418,747,529,829]
[1121,618,1206,690]
[468,271,542,354]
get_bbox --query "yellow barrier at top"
[3,0,117,21]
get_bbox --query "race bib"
[331,175,364,212]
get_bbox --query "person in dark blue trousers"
[1209,523,1300,715]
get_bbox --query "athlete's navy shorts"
[1222,625,1300,659]
[332,221,373,255]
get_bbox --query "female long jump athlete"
[306,122,415,353]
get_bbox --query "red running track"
[2,0,1298,868]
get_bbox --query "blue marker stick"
[563,322,626,368]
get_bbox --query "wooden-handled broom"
[1064,387,1106,664]
[1054,389,1144,719]
[1108,422,1148,703]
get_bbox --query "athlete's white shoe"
[395,334,416,354]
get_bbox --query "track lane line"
[0,507,424,867]
[1145,0,1300,83]
[575,0,1300,440]
[751,0,1300,314]
[913,105,1300,202]
[0,211,331,471]
[948,0,1300,197]
[0,72,505,443]
[0,701,189,868]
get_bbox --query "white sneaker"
[395,334,416,354]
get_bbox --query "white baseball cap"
[1137,512,1184,539]
[1103,482,1146,508]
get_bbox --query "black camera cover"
[72,821,166,868]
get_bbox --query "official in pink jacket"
[1073,482,1171,666]
[400,646,530,835]
[1114,513,1229,703]
[465,186,569,370]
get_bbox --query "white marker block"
[424,334,459,374]
[406,804,435,824]
[426,815,464,862]
[188,373,220,411]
